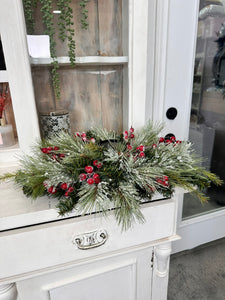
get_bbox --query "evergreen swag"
[1,123,222,230]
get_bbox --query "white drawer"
[0,198,177,280]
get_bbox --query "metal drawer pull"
[73,229,108,250]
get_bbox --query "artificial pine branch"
[0,122,223,230]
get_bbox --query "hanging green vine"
[23,0,37,34]
[80,0,89,30]
[23,0,89,101]
[57,0,76,67]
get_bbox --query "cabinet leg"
[151,242,172,300]
[0,284,18,300]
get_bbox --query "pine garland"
[0,123,222,230]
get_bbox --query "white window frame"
[0,0,40,168]
[0,0,152,169]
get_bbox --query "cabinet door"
[17,247,153,300]
[152,0,225,252]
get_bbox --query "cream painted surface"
[156,0,225,252]
[0,0,180,299]
[0,197,179,300]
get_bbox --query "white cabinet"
[0,197,179,300]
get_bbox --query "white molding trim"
[152,0,170,124]
[173,210,225,253]
[128,0,149,129]
[0,0,40,156]
[30,56,128,66]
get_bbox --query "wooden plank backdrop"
[29,0,123,133]
[32,0,122,56]
[32,65,123,133]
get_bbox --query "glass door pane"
[23,0,125,137]
[0,36,18,149]
[183,0,225,219]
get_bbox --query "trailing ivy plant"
[23,0,88,102]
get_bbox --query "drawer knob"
[73,229,108,250]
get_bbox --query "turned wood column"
[0,284,19,300]
[151,242,172,300]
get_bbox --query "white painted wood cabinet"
[0,197,179,300]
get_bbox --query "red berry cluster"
[156,175,169,186]
[150,136,182,149]
[158,136,182,145]
[41,146,65,160]
[75,132,95,143]
[126,142,145,159]
[44,181,74,197]
[123,127,135,140]
[79,160,102,185]
[136,144,145,158]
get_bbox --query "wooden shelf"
[0,70,8,82]
[30,56,129,66]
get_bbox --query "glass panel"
[31,65,123,133]
[0,82,18,148]
[0,38,6,70]
[183,0,225,219]
[23,0,124,137]
[26,0,123,57]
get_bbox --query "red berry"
[130,133,135,139]
[129,127,134,133]
[176,140,182,144]
[163,176,169,181]
[59,153,65,158]
[94,177,100,184]
[81,132,86,138]
[54,146,59,150]
[65,191,69,197]
[93,173,100,180]
[166,139,172,144]
[41,147,48,153]
[76,132,80,137]
[157,179,164,185]
[85,166,94,173]
[93,160,98,166]
[97,163,102,169]
[170,136,176,142]
[139,151,145,158]
[90,138,96,143]
[87,178,94,185]
[124,131,128,136]
[68,186,74,193]
[152,144,157,148]
[139,145,145,151]
[93,174,100,184]
[127,144,132,150]
[79,173,87,181]
[48,186,56,194]
[61,182,68,190]
[159,137,164,143]
[124,135,129,140]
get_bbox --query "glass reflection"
[183,0,225,219]
[0,38,6,70]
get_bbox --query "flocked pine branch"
[0,122,223,230]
